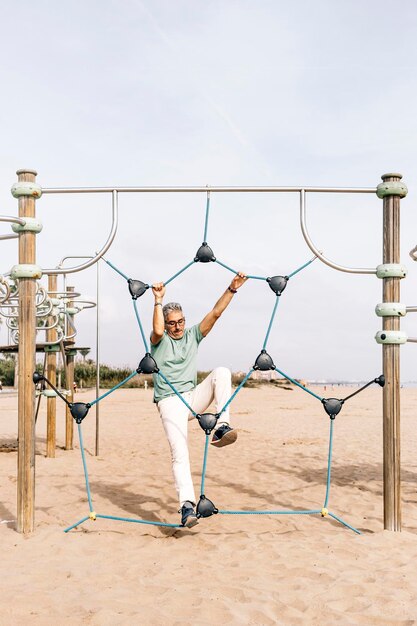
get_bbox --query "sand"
[1,384,417,626]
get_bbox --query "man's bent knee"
[213,366,231,380]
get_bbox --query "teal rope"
[77,424,94,512]
[102,257,130,281]
[215,259,238,274]
[89,371,138,407]
[219,509,321,515]
[164,260,195,286]
[328,512,361,534]
[200,434,210,496]
[262,296,280,350]
[323,419,334,508]
[133,300,149,352]
[203,193,210,242]
[96,514,181,528]
[274,367,323,402]
[220,369,254,415]
[287,256,316,279]
[157,372,196,415]
[64,516,90,533]
[216,260,266,281]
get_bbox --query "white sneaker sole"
[184,516,199,529]
[211,429,238,448]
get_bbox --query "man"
[151,272,247,528]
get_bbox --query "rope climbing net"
[34,193,385,534]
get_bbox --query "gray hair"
[163,302,183,322]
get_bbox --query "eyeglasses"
[165,318,185,328]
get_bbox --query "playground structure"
[0,168,414,534]
[0,256,96,455]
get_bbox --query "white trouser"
[156,367,232,507]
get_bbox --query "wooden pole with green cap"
[378,172,408,531]
[15,168,39,534]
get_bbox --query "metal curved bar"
[73,299,97,310]
[0,233,19,241]
[0,215,26,226]
[299,190,376,275]
[1,308,19,318]
[64,313,77,340]
[407,337,417,343]
[36,315,60,331]
[48,290,82,299]
[406,306,417,313]
[36,286,49,306]
[42,325,65,345]
[5,317,18,329]
[35,301,54,317]
[0,277,10,303]
[42,190,118,275]
[57,254,93,268]
[409,245,417,261]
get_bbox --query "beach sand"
[1,384,417,625]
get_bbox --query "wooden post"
[381,172,404,531]
[16,168,38,534]
[46,274,57,458]
[65,286,75,450]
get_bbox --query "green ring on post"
[375,330,408,344]
[42,389,57,398]
[11,217,43,234]
[376,263,407,279]
[11,181,42,198]
[10,264,43,280]
[376,181,408,199]
[44,344,61,353]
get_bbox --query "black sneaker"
[180,501,199,528]
[211,424,238,448]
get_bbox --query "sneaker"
[180,501,199,528]
[211,424,238,448]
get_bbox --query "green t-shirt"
[151,324,204,403]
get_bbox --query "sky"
[1,0,417,381]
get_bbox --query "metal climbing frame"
[8,170,411,533]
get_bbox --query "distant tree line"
[0,356,293,390]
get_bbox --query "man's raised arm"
[151,282,166,345]
[199,272,247,337]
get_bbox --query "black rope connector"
[33,371,45,384]
[253,349,275,371]
[128,279,149,300]
[194,242,216,263]
[69,402,91,424]
[137,353,159,374]
[322,398,344,420]
[196,495,218,518]
[196,413,219,435]
[375,374,385,387]
[267,275,288,296]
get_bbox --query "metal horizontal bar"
[41,185,377,195]
[0,215,26,225]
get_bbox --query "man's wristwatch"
[228,286,238,294]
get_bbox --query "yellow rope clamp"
[89,511,97,521]
[321,508,328,517]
